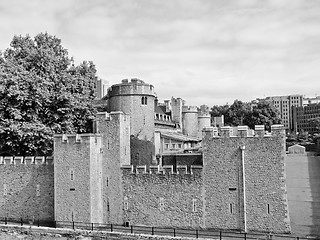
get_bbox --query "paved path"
[285,154,320,236]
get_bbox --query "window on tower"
[141,96,147,105]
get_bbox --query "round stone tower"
[182,105,199,138]
[106,78,156,141]
[197,104,211,138]
[106,78,156,166]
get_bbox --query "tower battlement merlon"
[202,126,219,139]
[182,105,198,113]
[94,111,130,134]
[0,156,53,165]
[120,165,203,175]
[54,133,101,144]
[203,125,285,139]
[106,78,156,99]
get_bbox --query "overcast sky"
[0,0,319,106]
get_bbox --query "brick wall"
[0,156,54,221]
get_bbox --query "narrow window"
[267,204,270,214]
[70,168,74,181]
[159,197,164,211]
[124,196,129,210]
[3,184,7,196]
[230,203,233,214]
[107,201,110,212]
[192,199,197,212]
[141,96,147,105]
[106,177,109,186]
[36,184,40,197]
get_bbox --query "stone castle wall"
[202,125,290,233]
[0,156,54,221]
[53,112,130,225]
[95,112,131,224]
[120,125,291,233]
[54,134,103,224]
[121,165,204,228]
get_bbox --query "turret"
[106,79,156,166]
[197,104,211,138]
[182,105,198,137]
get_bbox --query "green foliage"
[0,33,97,156]
[210,100,281,131]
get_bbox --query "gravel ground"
[0,229,97,240]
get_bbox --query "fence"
[0,216,317,240]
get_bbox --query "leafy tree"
[210,100,281,130]
[211,104,229,117]
[225,100,251,126]
[245,100,282,131]
[0,33,97,156]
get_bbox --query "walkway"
[286,154,320,236]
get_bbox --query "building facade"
[263,95,303,131]
[292,103,320,134]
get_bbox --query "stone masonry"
[0,156,54,222]
[121,125,291,233]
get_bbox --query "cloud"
[1,0,320,105]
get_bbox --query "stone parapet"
[121,165,203,175]
[106,78,155,98]
[0,156,53,165]
[182,105,198,113]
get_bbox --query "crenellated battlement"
[0,156,53,165]
[106,78,155,98]
[54,133,101,145]
[202,124,284,139]
[182,105,198,113]
[121,164,203,175]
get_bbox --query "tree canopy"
[211,100,281,131]
[0,33,97,156]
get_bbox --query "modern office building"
[264,95,303,131]
[292,103,320,134]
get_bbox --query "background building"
[96,79,109,99]
[293,103,320,134]
[303,96,320,106]
[262,95,303,131]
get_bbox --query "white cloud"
[1,0,320,105]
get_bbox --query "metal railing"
[0,216,317,240]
